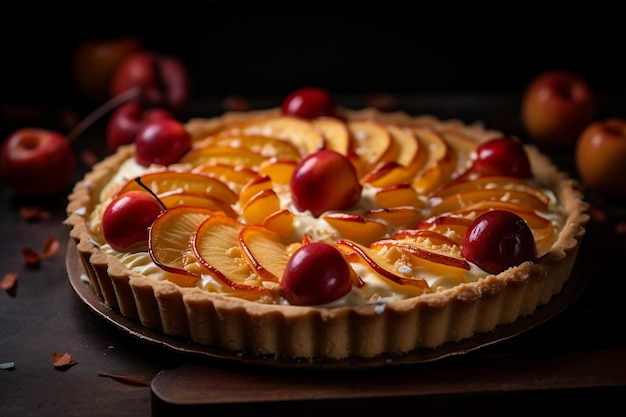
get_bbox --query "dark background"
[2,1,625,125]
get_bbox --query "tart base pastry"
[65,108,589,360]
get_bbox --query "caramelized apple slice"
[239,175,273,207]
[429,175,551,206]
[263,209,296,240]
[384,124,419,167]
[371,238,470,271]
[348,120,392,176]
[193,215,272,296]
[180,146,267,170]
[430,188,549,217]
[335,240,428,293]
[374,183,424,208]
[241,188,281,225]
[322,213,387,245]
[258,157,298,185]
[363,207,422,227]
[157,190,238,218]
[239,224,290,282]
[198,133,302,160]
[313,117,352,155]
[118,171,238,205]
[191,162,258,191]
[149,205,214,276]
[411,126,454,194]
[234,115,324,155]
[411,215,473,243]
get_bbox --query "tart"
[65,91,589,360]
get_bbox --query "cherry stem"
[67,87,142,142]
[134,176,168,211]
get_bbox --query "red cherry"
[106,100,174,152]
[471,137,532,178]
[281,87,335,118]
[134,118,192,167]
[462,210,536,274]
[290,149,362,217]
[101,190,164,251]
[280,242,352,306]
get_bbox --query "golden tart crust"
[65,108,589,360]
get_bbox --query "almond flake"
[21,247,41,267]
[1,273,18,295]
[42,236,61,259]
[53,352,78,369]
[97,371,151,387]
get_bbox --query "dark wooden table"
[1,95,625,417]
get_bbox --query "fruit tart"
[65,87,589,360]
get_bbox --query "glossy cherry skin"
[280,242,352,306]
[462,210,536,274]
[281,87,336,118]
[471,137,532,178]
[101,190,164,251]
[134,118,192,167]
[106,100,174,152]
[290,149,362,217]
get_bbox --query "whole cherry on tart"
[134,118,192,167]
[522,70,597,149]
[101,189,165,251]
[290,149,362,217]
[462,210,536,275]
[106,100,175,152]
[0,128,76,197]
[575,117,626,198]
[280,242,352,306]
[281,87,336,118]
[470,137,532,178]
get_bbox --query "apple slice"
[430,187,549,217]
[239,224,290,282]
[385,124,419,167]
[313,116,352,155]
[374,183,424,208]
[411,215,472,243]
[371,239,470,271]
[233,115,324,155]
[429,175,551,207]
[157,190,238,218]
[363,207,423,227]
[199,133,302,160]
[393,228,464,246]
[239,175,273,207]
[148,205,214,276]
[335,240,428,293]
[241,188,281,225]
[180,146,267,170]
[411,125,454,194]
[347,119,392,177]
[322,213,387,245]
[191,162,258,191]
[193,215,272,297]
[262,208,296,239]
[118,171,238,205]
[258,157,298,185]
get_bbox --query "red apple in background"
[72,37,143,103]
[110,51,191,116]
[522,70,597,149]
[575,118,626,198]
[134,118,192,167]
[106,100,174,152]
[0,128,75,197]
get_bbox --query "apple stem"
[134,176,168,211]
[67,87,142,142]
